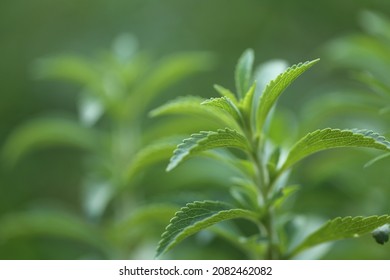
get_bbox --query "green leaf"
[230,177,260,210]
[201,96,242,122]
[359,10,390,41]
[353,71,390,97]
[125,139,178,182]
[272,185,300,209]
[214,84,239,105]
[291,215,390,256]
[150,96,206,117]
[235,49,254,99]
[129,52,215,116]
[33,55,98,86]
[2,117,99,166]
[239,82,256,123]
[167,128,249,171]
[256,59,320,133]
[364,153,390,168]
[149,96,232,127]
[282,128,390,171]
[156,200,259,257]
[0,210,110,256]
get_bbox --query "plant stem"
[247,137,280,259]
[263,206,279,259]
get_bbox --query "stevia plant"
[1,34,215,259]
[154,49,390,259]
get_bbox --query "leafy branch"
[154,49,390,259]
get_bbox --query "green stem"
[263,206,279,259]
[247,136,279,259]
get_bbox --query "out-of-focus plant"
[1,34,215,259]
[304,11,390,132]
[320,11,390,165]
[154,50,390,259]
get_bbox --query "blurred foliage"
[289,10,390,259]
[1,34,220,259]
[2,1,390,259]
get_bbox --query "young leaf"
[2,117,99,166]
[290,215,390,257]
[33,55,98,86]
[235,49,254,99]
[167,128,249,171]
[149,96,232,127]
[125,139,178,182]
[150,96,206,117]
[0,210,110,256]
[156,200,259,257]
[201,96,242,122]
[129,52,214,116]
[239,82,256,122]
[214,84,239,105]
[272,185,300,209]
[281,128,390,171]
[364,153,390,168]
[256,59,320,133]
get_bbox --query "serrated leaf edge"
[256,59,320,133]
[281,128,390,172]
[290,215,390,257]
[156,200,258,257]
[167,128,249,171]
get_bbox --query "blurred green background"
[1,0,390,259]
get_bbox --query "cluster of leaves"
[1,34,215,259]
[154,50,390,259]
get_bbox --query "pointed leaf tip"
[256,59,319,133]
[166,128,249,171]
[156,200,258,257]
[201,96,242,122]
[291,215,390,256]
[282,128,390,171]
[235,49,255,99]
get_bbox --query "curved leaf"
[291,215,390,257]
[149,96,232,127]
[2,117,99,165]
[201,96,242,122]
[214,84,239,105]
[239,82,256,123]
[156,200,259,257]
[235,49,254,98]
[167,128,249,171]
[256,59,320,133]
[150,96,205,117]
[364,152,390,168]
[282,128,390,171]
[33,55,98,86]
[125,139,178,181]
[0,210,110,256]
[129,52,215,115]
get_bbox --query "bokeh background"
[1,0,390,259]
